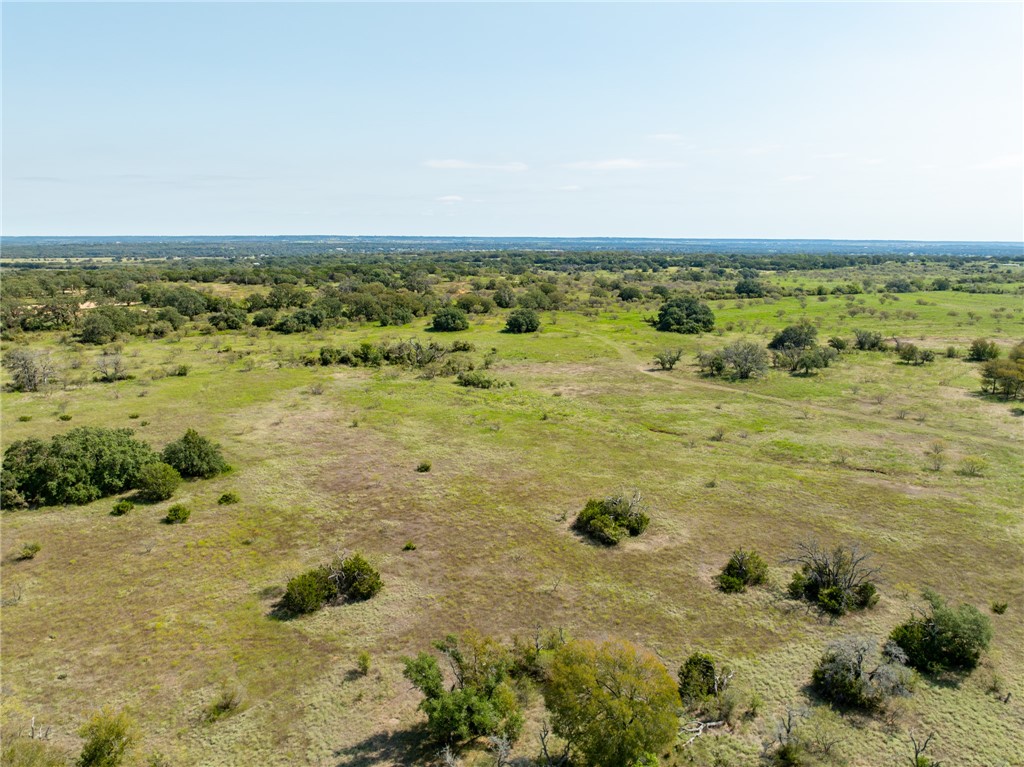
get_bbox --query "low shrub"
[217,491,240,505]
[161,429,229,479]
[335,553,383,601]
[572,490,650,545]
[811,636,912,710]
[504,308,541,334]
[890,590,993,673]
[281,567,334,615]
[136,462,181,502]
[17,542,41,561]
[164,504,191,524]
[717,548,769,593]
[416,461,431,473]
[111,499,135,516]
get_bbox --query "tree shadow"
[333,724,433,767]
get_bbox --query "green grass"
[1,279,1022,766]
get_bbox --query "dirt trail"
[582,331,1021,453]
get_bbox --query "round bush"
[164,503,191,524]
[281,567,335,615]
[430,305,469,332]
[161,429,229,479]
[336,553,383,601]
[504,308,540,334]
[135,462,181,502]
[111,499,135,516]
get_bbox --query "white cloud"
[563,158,682,171]
[782,174,813,182]
[648,132,685,142]
[436,195,464,203]
[968,154,1022,171]
[423,159,527,172]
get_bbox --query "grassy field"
[2,279,1022,766]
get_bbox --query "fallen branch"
[680,719,726,747]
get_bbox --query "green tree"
[135,462,182,502]
[655,296,714,334]
[768,321,818,351]
[76,709,137,767]
[161,429,229,479]
[544,639,679,767]
[431,305,470,332]
[890,590,993,673]
[717,548,769,593]
[504,308,540,334]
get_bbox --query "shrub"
[136,462,181,502]
[1,427,157,507]
[717,549,769,593]
[334,553,383,601]
[655,296,714,334]
[889,590,993,673]
[403,541,417,551]
[653,348,683,370]
[572,490,650,545]
[281,567,334,615]
[416,461,431,473]
[786,541,879,615]
[991,601,1008,615]
[430,305,469,332]
[811,636,912,710]
[967,338,1000,361]
[357,650,372,676]
[111,499,135,516]
[161,429,229,479]
[17,542,41,560]
[76,709,137,767]
[504,307,540,334]
[164,504,191,524]
[203,685,245,722]
[58,414,73,421]
[768,321,818,351]
[678,652,718,706]
[2,737,69,767]
[853,329,884,351]
[217,491,240,505]
[456,370,508,389]
[956,456,987,477]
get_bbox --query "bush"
[111,499,135,516]
[653,348,683,371]
[655,296,714,334]
[430,305,469,332]
[136,462,181,502]
[455,370,498,389]
[164,504,191,524]
[504,307,540,334]
[811,636,912,710]
[2,427,157,507]
[76,709,137,767]
[17,542,41,560]
[217,491,240,505]
[853,329,884,351]
[967,338,1000,361]
[203,685,245,722]
[416,461,431,473]
[717,549,769,593]
[161,429,229,479]
[335,553,383,601]
[786,541,879,615]
[357,650,372,676]
[572,490,650,545]
[281,567,334,615]
[2,737,69,767]
[890,590,993,673]
[768,321,818,351]
[678,652,718,706]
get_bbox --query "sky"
[2,2,1022,240]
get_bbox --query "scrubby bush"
[889,590,993,673]
[786,541,879,616]
[677,652,718,706]
[161,429,229,479]
[717,549,769,593]
[416,461,431,473]
[17,542,41,560]
[334,553,383,601]
[431,305,469,332]
[653,348,683,371]
[853,329,885,351]
[281,567,334,615]
[455,370,499,389]
[164,504,191,524]
[135,462,181,502]
[811,636,912,710]
[280,553,382,615]
[76,709,137,767]
[572,490,650,545]
[967,338,1000,362]
[403,631,523,744]
[655,296,714,334]
[504,307,540,334]
[217,491,240,505]
[111,499,135,516]
[1,427,156,507]
[768,321,818,351]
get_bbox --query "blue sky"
[3,2,1022,240]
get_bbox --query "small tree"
[76,709,137,767]
[655,296,714,334]
[572,491,650,545]
[811,636,912,710]
[677,652,718,706]
[853,329,884,351]
[504,308,540,334]
[3,348,57,392]
[431,305,470,332]
[135,462,181,502]
[544,639,679,767]
[966,338,1000,362]
[889,590,993,673]
[653,348,683,371]
[717,548,769,593]
[768,321,817,351]
[161,429,229,479]
[721,340,769,379]
[786,541,880,615]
